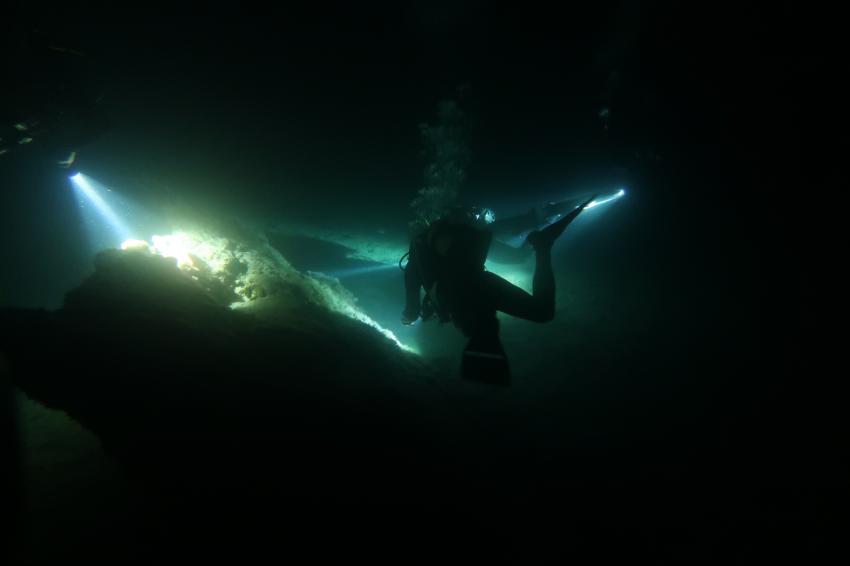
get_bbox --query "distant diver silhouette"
[401,195,597,386]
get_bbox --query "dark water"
[1,2,835,562]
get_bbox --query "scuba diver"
[401,195,597,386]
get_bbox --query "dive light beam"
[70,173,132,241]
[585,188,627,209]
[319,263,398,279]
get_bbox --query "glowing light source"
[121,239,151,251]
[151,233,195,268]
[585,188,627,209]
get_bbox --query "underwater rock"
[1,247,457,509]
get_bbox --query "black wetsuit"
[403,216,557,385]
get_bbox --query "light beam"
[585,188,627,209]
[70,172,133,248]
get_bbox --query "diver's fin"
[461,336,511,386]
[526,194,597,250]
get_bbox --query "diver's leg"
[531,247,555,321]
[489,194,596,322]
[450,282,511,385]
[402,244,423,324]
[484,248,555,323]
[526,194,596,250]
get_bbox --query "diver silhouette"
[402,195,596,386]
